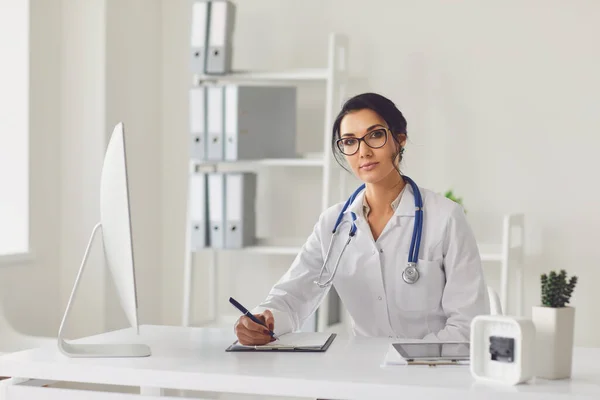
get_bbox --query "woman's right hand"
[234,310,275,346]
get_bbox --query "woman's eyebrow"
[341,124,385,137]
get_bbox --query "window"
[0,0,29,256]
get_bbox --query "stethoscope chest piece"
[402,263,419,284]
[314,175,423,288]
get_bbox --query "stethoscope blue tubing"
[333,175,423,263]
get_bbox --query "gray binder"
[189,87,206,160]
[224,173,256,248]
[190,0,210,74]
[207,172,225,248]
[207,85,225,160]
[189,173,208,250]
[224,85,297,161]
[206,0,236,75]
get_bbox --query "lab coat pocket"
[395,258,445,312]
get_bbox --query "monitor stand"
[57,222,151,358]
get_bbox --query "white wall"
[1,0,62,337]
[104,0,163,331]
[0,0,29,256]
[160,0,600,347]
[2,0,163,341]
[59,0,109,338]
[59,0,163,337]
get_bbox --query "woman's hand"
[234,310,275,345]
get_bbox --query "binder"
[224,85,297,161]
[207,173,225,248]
[190,0,210,74]
[226,332,337,352]
[207,85,225,160]
[206,0,236,75]
[189,173,208,250]
[224,172,256,248]
[189,87,206,160]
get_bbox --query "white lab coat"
[253,182,490,341]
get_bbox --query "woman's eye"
[343,139,357,146]
[371,130,385,138]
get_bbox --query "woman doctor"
[234,92,490,345]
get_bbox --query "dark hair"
[331,92,408,173]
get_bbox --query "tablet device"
[392,342,470,361]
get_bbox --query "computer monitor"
[57,122,151,358]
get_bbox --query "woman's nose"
[359,141,373,157]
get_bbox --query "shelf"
[478,244,504,262]
[243,245,302,256]
[193,68,330,84]
[193,154,324,173]
[255,156,324,167]
[195,238,304,256]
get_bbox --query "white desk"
[0,325,599,400]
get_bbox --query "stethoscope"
[314,175,423,288]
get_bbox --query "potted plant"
[531,270,578,379]
[444,189,466,213]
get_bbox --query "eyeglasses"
[336,128,388,156]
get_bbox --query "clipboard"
[225,333,336,352]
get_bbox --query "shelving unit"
[182,33,349,330]
[479,213,525,316]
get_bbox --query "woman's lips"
[360,162,379,171]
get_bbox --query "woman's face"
[338,108,406,184]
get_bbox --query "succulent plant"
[540,269,578,308]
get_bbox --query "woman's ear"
[399,133,407,148]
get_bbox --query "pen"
[229,297,277,339]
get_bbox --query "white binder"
[224,85,297,161]
[207,85,224,160]
[207,173,225,248]
[190,0,210,74]
[206,0,236,75]
[225,173,257,248]
[189,87,206,160]
[189,173,208,250]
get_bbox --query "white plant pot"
[531,306,575,380]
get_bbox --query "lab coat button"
[378,296,382,301]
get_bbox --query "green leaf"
[540,270,578,307]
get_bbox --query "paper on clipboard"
[238,332,332,349]
[226,332,336,352]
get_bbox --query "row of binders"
[190,0,236,75]
[189,84,297,161]
[189,172,257,250]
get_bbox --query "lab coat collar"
[344,181,416,219]
[395,181,417,217]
